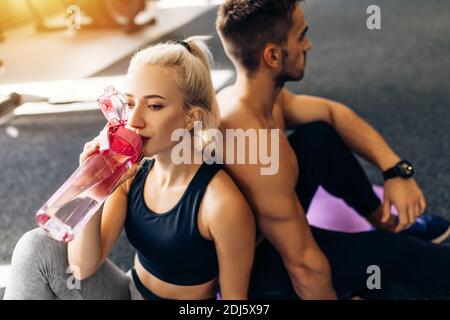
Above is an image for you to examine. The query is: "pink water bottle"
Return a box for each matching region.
[35,87,143,243]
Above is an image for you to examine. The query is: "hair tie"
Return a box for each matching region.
[174,40,193,54]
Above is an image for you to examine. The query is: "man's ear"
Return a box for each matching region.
[262,44,282,69]
[185,107,204,131]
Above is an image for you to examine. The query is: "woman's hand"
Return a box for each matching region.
[79,134,140,193]
[79,136,100,165]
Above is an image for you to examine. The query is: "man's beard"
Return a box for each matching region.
[275,51,306,87]
[275,65,305,87]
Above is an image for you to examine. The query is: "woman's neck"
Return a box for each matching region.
[151,143,202,188]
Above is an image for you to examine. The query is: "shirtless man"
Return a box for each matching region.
[215,0,450,299]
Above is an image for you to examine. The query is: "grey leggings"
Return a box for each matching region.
[4,228,144,300]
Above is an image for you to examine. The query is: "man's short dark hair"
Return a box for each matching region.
[216,0,302,74]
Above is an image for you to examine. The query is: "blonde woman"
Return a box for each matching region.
[4,37,255,300]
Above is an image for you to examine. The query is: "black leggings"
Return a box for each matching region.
[249,121,450,299]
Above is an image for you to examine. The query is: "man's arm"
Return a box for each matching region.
[257,185,337,299]
[221,147,337,299]
[280,89,400,171]
[280,89,426,230]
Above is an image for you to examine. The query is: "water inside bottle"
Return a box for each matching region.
[36,197,99,243]
[36,152,129,242]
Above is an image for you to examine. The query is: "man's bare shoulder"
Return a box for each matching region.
[276,88,295,108]
[218,102,263,133]
[220,110,264,134]
[216,85,233,103]
[217,85,260,128]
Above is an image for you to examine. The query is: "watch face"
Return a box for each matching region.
[400,161,414,177]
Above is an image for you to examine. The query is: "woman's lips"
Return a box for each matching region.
[141,137,150,144]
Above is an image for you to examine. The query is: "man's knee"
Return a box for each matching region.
[302,121,340,141]
[290,121,343,152]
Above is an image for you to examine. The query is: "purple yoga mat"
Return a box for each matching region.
[307,185,398,232]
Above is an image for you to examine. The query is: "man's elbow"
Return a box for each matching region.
[285,260,336,300]
[287,262,331,284]
[329,101,356,127]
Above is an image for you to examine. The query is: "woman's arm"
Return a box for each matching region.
[67,180,130,280]
[203,171,256,300]
[67,137,136,280]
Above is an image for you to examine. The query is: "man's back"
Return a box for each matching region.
[217,85,298,220]
[216,84,336,299]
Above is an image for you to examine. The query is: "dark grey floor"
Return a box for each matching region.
[1,0,449,299]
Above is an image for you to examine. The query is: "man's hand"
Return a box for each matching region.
[382,178,427,232]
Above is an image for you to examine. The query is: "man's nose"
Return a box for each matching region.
[305,37,313,51]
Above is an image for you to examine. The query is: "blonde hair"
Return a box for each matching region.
[128,36,220,153]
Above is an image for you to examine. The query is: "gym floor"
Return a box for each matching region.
[1,0,449,299]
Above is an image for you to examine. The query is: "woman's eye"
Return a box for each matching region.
[126,100,135,108]
[148,104,162,110]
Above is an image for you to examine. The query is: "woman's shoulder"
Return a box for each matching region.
[201,167,255,240]
[205,167,236,195]
[202,167,253,221]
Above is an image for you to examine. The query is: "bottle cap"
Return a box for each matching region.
[97,86,129,123]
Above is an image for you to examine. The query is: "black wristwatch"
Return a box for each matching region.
[382,160,415,180]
